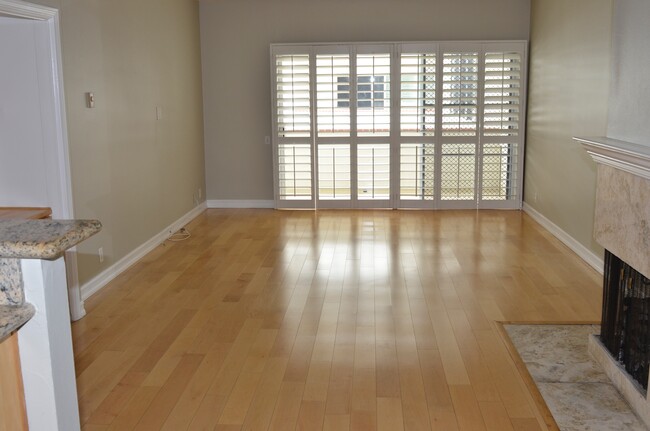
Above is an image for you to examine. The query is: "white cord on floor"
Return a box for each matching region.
[168,227,191,242]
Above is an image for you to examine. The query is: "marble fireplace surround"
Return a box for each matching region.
[575,136,650,428]
[576,136,650,279]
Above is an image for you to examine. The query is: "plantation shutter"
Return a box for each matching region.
[478,43,526,206]
[482,51,521,137]
[271,49,314,207]
[271,41,527,210]
[356,53,391,137]
[398,44,439,206]
[441,51,479,137]
[275,54,311,138]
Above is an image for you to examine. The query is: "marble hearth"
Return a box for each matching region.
[576,136,650,428]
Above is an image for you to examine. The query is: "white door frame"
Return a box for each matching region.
[0,0,85,320]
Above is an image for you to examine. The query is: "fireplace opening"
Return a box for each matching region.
[601,249,650,390]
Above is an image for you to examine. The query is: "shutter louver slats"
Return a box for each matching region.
[316,55,351,137]
[357,54,391,137]
[400,53,436,137]
[357,144,390,199]
[272,43,526,210]
[318,144,351,199]
[278,144,312,200]
[276,55,311,138]
[442,52,479,137]
[400,143,435,200]
[482,51,521,137]
[481,143,518,200]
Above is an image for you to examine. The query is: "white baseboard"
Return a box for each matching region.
[80,202,207,301]
[523,202,603,274]
[207,199,274,209]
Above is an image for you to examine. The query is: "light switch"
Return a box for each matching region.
[85,92,95,108]
[156,106,163,120]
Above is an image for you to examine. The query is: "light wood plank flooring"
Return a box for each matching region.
[72,209,602,430]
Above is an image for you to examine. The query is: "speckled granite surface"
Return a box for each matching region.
[0,258,23,305]
[0,219,101,260]
[0,303,35,341]
[506,324,648,431]
[0,218,101,340]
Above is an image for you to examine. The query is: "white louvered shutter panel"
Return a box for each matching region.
[318,144,351,199]
[316,54,351,137]
[357,54,391,137]
[480,143,518,201]
[277,144,313,200]
[275,54,311,138]
[400,53,436,136]
[274,52,313,204]
[483,52,521,137]
[357,144,390,200]
[479,48,524,205]
[442,52,479,137]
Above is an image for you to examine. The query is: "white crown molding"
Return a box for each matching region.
[574,136,650,181]
[0,0,56,20]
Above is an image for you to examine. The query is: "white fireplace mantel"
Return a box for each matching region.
[574,136,650,180]
[574,135,650,280]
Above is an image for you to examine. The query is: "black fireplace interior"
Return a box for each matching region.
[601,249,650,390]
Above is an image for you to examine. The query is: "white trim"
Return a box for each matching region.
[19,258,80,431]
[0,0,56,19]
[0,0,82,320]
[575,136,650,181]
[80,203,207,301]
[523,202,603,274]
[207,199,275,208]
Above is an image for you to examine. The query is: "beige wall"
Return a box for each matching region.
[30,0,206,285]
[607,0,650,145]
[199,0,531,201]
[524,0,612,256]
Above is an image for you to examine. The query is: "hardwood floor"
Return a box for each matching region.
[72,209,602,430]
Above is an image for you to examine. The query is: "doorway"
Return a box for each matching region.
[0,0,84,320]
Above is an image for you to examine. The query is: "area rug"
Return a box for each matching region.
[502,323,647,431]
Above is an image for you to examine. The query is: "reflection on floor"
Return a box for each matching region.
[505,324,648,431]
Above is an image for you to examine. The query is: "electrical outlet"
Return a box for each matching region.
[198,188,202,199]
[534,191,538,202]
[98,247,104,263]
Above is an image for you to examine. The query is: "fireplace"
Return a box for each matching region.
[576,135,650,426]
[601,250,650,390]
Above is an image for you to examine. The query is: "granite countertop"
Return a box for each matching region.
[0,303,35,342]
[0,219,102,260]
[0,217,101,340]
